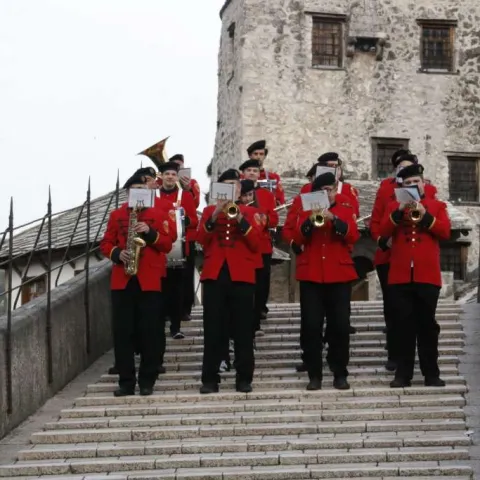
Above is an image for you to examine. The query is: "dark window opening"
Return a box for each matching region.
[448,157,479,203]
[418,20,456,72]
[312,18,343,67]
[440,243,467,281]
[371,138,410,179]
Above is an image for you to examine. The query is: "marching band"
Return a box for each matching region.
[100,139,451,396]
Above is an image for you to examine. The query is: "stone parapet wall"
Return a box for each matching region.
[0,260,112,440]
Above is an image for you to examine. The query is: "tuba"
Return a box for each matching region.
[138,137,169,175]
[310,209,326,228]
[124,204,146,276]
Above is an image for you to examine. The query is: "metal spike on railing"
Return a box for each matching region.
[6,197,13,414]
[85,178,91,355]
[115,169,120,208]
[46,187,53,383]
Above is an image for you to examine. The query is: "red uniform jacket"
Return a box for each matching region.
[282,194,303,245]
[290,196,360,284]
[156,177,201,208]
[300,181,360,218]
[254,187,279,255]
[100,203,173,291]
[158,187,198,250]
[197,204,261,284]
[153,197,179,278]
[379,197,450,287]
[259,169,285,205]
[370,178,438,266]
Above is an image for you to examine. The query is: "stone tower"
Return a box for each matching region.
[214,0,480,203]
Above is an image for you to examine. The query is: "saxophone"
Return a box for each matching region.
[124,204,147,276]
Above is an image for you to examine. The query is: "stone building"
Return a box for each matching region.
[214,0,480,295]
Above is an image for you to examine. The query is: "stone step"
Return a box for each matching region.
[164,329,465,345]
[0,458,472,478]
[0,447,471,477]
[158,347,464,363]
[97,365,461,383]
[18,432,472,460]
[61,394,466,418]
[44,407,465,432]
[75,385,469,407]
[171,321,463,336]
[85,375,466,394]
[162,338,465,352]
[30,417,467,444]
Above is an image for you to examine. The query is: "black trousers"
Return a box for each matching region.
[376,263,397,361]
[163,267,185,334]
[202,264,255,385]
[390,282,441,381]
[254,253,272,330]
[300,281,351,380]
[183,242,196,316]
[111,277,162,390]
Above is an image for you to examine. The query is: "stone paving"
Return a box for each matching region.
[0,300,475,479]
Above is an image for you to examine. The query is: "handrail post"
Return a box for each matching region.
[6,198,14,414]
[46,188,53,383]
[85,178,91,355]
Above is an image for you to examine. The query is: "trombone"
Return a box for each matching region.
[274,200,293,212]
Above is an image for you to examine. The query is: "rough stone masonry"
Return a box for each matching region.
[214,0,480,273]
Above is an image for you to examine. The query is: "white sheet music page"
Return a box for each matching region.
[315,166,336,178]
[128,188,155,208]
[178,168,191,180]
[301,190,330,211]
[394,186,421,203]
[210,182,235,203]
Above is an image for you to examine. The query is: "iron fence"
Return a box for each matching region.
[0,176,120,414]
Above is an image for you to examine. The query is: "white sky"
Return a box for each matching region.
[0,0,225,229]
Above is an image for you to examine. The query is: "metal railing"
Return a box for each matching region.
[0,176,120,414]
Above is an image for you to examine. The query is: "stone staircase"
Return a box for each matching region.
[0,301,473,479]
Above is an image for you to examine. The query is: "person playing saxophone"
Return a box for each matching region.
[100,172,173,397]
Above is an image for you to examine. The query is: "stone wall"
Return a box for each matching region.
[0,260,112,440]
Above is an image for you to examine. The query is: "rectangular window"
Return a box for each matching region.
[418,20,456,72]
[440,243,467,281]
[312,18,343,68]
[21,275,46,305]
[448,156,479,203]
[371,138,409,179]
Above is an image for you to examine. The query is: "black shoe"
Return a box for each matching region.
[390,377,411,388]
[183,313,192,322]
[385,360,397,372]
[424,377,446,387]
[349,325,357,334]
[295,363,307,373]
[306,378,322,391]
[236,381,253,393]
[172,331,185,340]
[108,366,119,375]
[113,387,134,397]
[260,311,267,320]
[157,365,166,375]
[382,327,388,334]
[333,377,350,390]
[200,383,219,394]
[139,387,154,396]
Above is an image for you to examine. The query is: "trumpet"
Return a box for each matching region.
[224,201,240,219]
[408,202,423,223]
[310,209,326,228]
[274,200,293,212]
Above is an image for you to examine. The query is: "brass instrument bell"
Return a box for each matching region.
[224,201,240,219]
[408,202,423,223]
[310,209,326,228]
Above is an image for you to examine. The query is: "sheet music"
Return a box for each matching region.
[210,182,235,202]
[300,190,330,211]
[337,181,343,194]
[178,168,191,180]
[394,186,421,203]
[315,166,336,178]
[128,188,155,208]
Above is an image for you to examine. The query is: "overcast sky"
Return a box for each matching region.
[0,0,225,229]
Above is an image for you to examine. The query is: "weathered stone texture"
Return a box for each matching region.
[214,0,480,190]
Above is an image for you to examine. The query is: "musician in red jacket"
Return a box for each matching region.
[239,158,279,332]
[100,173,173,397]
[197,169,262,394]
[291,172,359,391]
[168,154,201,320]
[157,161,198,339]
[370,151,438,372]
[107,166,178,377]
[379,163,450,388]
[246,140,286,205]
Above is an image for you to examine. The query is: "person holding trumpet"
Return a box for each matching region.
[196,169,262,394]
[290,172,359,390]
[379,163,450,388]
